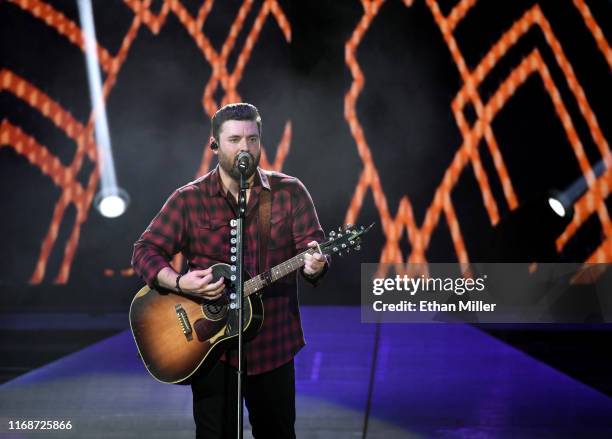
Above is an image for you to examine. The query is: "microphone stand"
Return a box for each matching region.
[232,170,249,439]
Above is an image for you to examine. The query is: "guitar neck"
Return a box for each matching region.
[244,248,318,297]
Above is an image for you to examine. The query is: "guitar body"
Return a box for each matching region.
[129,263,263,384]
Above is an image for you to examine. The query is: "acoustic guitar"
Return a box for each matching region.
[129,223,373,384]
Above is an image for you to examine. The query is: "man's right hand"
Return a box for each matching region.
[156,266,225,300]
[179,268,225,300]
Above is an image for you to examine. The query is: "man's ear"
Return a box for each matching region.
[210,136,219,152]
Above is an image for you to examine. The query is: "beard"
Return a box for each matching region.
[218,148,261,180]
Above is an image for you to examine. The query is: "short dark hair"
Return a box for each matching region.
[211,103,262,141]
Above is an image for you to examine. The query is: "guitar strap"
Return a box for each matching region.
[258,181,271,275]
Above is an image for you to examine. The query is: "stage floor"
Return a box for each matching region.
[1,307,611,438]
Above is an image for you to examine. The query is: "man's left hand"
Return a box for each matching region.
[303,241,327,277]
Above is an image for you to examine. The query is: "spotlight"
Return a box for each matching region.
[547,156,609,218]
[78,0,129,219]
[547,197,566,217]
[95,187,130,218]
[487,193,574,262]
[547,191,572,218]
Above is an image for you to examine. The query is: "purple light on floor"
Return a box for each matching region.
[1,307,611,438]
[297,307,612,437]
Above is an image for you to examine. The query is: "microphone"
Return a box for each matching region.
[236,151,255,175]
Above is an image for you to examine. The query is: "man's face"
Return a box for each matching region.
[213,119,261,180]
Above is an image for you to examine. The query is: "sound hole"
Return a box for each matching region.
[208,303,223,314]
[202,301,228,321]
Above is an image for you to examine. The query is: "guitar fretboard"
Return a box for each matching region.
[244,248,318,296]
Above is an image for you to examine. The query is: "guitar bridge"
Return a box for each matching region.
[175,304,193,341]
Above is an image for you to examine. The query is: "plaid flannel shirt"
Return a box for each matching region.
[132,165,326,375]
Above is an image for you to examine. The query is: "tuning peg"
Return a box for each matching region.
[330,231,336,238]
[355,245,361,251]
[338,252,343,256]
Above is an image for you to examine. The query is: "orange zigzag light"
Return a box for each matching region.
[2,0,293,282]
[344,0,612,273]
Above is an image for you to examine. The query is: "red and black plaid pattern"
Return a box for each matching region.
[132,165,325,375]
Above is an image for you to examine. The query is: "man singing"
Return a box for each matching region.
[132,103,328,438]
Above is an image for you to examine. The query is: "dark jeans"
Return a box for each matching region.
[191,359,296,439]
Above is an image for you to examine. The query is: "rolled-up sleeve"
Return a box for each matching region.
[131,189,186,288]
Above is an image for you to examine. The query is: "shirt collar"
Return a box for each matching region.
[208,165,270,197]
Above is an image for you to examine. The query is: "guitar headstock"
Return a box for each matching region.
[320,223,374,257]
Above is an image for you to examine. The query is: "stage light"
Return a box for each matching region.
[95,188,130,218]
[77,0,129,218]
[548,197,566,217]
[490,155,610,261]
[547,156,609,219]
